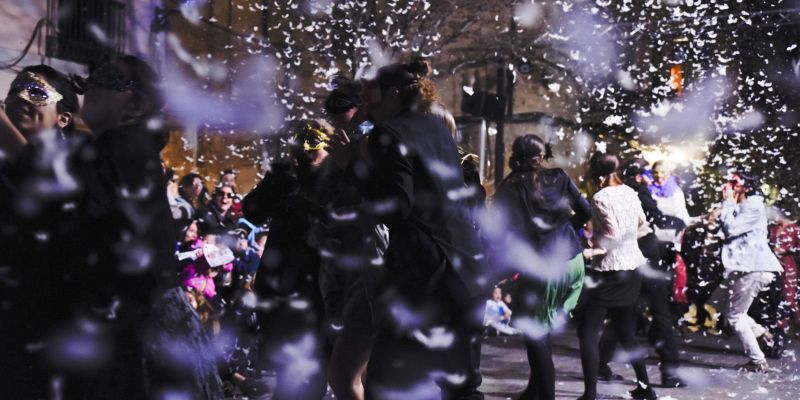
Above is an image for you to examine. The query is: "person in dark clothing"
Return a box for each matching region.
[199,184,240,232]
[597,158,688,388]
[179,172,210,214]
[329,58,490,400]
[681,209,725,331]
[242,119,335,400]
[491,134,591,400]
[66,55,188,399]
[319,75,389,400]
[0,64,85,399]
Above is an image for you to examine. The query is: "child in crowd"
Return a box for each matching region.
[484,286,520,335]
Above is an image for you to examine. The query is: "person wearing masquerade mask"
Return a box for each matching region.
[0,64,84,399]
[319,75,391,400]
[719,171,783,372]
[0,65,82,205]
[36,56,186,399]
[325,75,364,132]
[242,119,336,400]
[328,58,489,400]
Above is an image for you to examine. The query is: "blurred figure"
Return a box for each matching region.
[166,168,194,223]
[71,55,188,399]
[769,211,800,343]
[0,64,83,399]
[648,161,691,243]
[199,185,240,232]
[180,172,210,214]
[320,74,386,400]
[719,171,783,372]
[328,58,489,400]
[483,287,519,336]
[681,207,725,332]
[491,134,590,400]
[243,119,334,400]
[577,152,656,400]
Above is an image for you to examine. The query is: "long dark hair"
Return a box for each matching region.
[509,135,551,172]
[178,172,208,210]
[589,151,620,187]
[503,134,552,186]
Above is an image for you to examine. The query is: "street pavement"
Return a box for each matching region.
[248,326,800,399]
[479,327,800,400]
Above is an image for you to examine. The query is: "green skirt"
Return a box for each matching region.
[513,253,585,329]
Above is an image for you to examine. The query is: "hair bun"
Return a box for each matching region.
[407,57,432,79]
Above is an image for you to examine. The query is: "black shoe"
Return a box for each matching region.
[661,375,687,388]
[598,365,624,381]
[630,386,658,400]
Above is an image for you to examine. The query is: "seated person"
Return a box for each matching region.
[484,286,520,335]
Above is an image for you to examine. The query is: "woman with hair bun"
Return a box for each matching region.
[328,57,489,399]
[576,152,657,400]
[491,134,591,400]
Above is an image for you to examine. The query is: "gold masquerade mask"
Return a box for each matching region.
[300,124,330,151]
[11,72,63,107]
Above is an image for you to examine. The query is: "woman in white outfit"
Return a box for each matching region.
[576,152,657,400]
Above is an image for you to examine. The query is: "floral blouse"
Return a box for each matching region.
[590,185,650,271]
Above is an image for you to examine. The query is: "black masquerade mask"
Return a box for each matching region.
[87,64,138,92]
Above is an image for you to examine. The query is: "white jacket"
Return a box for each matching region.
[720,196,782,274]
[653,189,691,243]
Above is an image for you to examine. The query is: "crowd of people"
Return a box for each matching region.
[0,54,797,400]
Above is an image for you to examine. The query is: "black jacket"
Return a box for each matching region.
[242,160,329,301]
[198,202,238,234]
[72,121,178,310]
[494,168,592,263]
[366,111,489,299]
[627,182,686,266]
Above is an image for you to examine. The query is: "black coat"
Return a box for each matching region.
[628,182,685,266]
[242,160,330,300]
[71,121,178,309]
[494,168,592,262]
[0,121,177,397]
[366,111,489,299]
[198,202,238,234]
